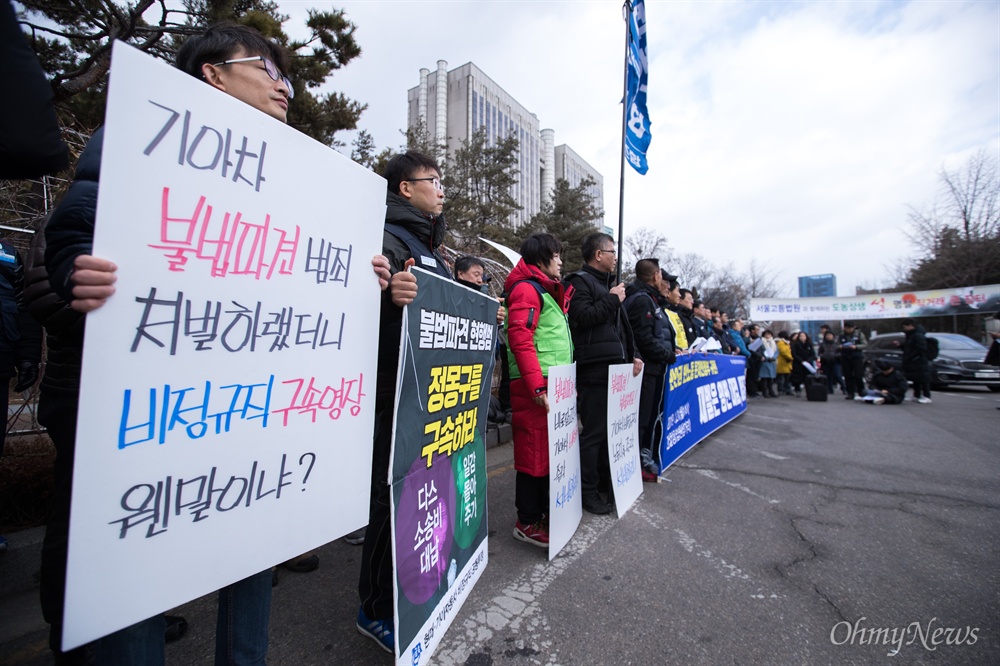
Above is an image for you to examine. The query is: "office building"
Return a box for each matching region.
[408,60,604,228]
[798,274,837,340]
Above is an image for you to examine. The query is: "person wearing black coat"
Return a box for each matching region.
[867,360,909,404]
[0,0,69,178]
[901,319,932,403]
[624,259,674,480]
[566,233,641,514]
[790,331,817,396]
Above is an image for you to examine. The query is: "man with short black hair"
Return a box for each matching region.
[566,233,641,514]
[454,255,488,291]
[838,321,867,400]
[658,271,688,351]
[356,150,446,652]
[37,22,400,663]
[624,259,674,481]
[901,318,932,403]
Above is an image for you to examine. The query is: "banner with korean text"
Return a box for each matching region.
[547,363,582,560]
[390,268,498,666]
[750,284,1000,321]
[607,364,643,517]
[65,42,385,648]
[659,353,747,472]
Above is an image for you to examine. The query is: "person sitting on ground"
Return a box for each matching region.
[865,359,909,405]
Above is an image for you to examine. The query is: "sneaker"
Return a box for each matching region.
[853,396,864,402]
[512,520,549,547]
[845,394,854,400]
[343,527,366,546]
[357,607,394,653]
[872,397,885,405]
[582,494,612,515]
[917,397,932,404]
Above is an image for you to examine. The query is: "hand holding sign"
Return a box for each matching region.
[70,254,118,312]
[390,258,418,306]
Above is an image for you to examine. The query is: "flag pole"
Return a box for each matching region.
[616,0,632,284]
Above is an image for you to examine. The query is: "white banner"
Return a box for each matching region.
[64,42,384,648]
[607,364,643,517]
[750,284,1000,321]
[547,363,581,560]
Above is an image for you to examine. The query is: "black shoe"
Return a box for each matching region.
[164,615,188,643]
[845,394,854,400]
[582,494,611,515]
[281,553,319,573]
[343,527,366,546]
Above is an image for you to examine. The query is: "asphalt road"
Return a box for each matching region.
[3,386,998,665]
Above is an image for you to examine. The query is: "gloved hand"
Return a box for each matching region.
[13,360,38,392]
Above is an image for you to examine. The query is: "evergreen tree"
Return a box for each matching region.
[525,178,604,271]
[443,127,522,255]
[16,0,366,145]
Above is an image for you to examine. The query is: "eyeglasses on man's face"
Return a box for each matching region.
[212,55,294,98]
[405,177,444,191]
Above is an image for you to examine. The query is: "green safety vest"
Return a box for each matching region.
[506,287,574,380]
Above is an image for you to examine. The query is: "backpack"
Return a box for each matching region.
[925,336,939,361]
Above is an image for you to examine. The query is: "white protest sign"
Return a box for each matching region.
[607,364,643,517]
[547,363,581,560]
[63,42,384,648]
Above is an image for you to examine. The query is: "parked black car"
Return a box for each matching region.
[863,332,1000,391]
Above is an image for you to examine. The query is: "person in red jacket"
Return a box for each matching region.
[504,234,574,548]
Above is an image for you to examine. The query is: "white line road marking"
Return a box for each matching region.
[756,450,790,460]
[632,506,783,601]
[743,412,793,422]
[694,468,781,504]
[434,512,618,666]
[733,423,776,434]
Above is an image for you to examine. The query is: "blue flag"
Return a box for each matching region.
[624,0,651,174]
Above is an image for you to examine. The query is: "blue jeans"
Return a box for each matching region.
[49,573,270,665]
[216,570,273,666]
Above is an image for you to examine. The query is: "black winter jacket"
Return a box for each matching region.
[565,265,636,368]
[902,324,931,382]
[0,238,42,376]
[870,367,909,402]
[624,281,674,369]
[32,128,105,396]
[376,191,449,400]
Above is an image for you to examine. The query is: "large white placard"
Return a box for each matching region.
[547,363,581,560]
[63,42,384,648]
[607,364,643,517]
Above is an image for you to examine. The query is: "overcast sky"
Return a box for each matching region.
[280,0,999,296]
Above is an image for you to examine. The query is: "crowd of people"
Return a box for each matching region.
[4,11,973,665]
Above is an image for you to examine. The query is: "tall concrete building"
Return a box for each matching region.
[407,61,604,229]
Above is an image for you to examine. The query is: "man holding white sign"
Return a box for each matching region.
[38,22,402,664]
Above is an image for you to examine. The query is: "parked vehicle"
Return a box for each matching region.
[863,332,1000,391]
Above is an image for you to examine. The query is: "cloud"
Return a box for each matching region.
[289,0,998,294]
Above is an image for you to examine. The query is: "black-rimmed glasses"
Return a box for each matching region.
[211,56,294,98]
[405,177,444,191]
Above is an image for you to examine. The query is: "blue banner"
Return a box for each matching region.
[659,353,747,471]
[624,0,651,174]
